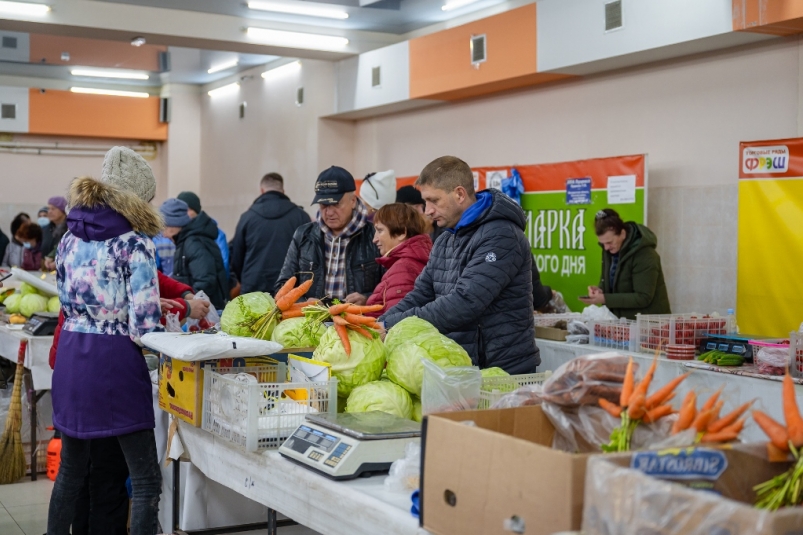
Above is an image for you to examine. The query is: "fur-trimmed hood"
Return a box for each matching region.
[67,176,163,237]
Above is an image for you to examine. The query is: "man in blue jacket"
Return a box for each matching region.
[382,156,539,373]
[178,191,230,277]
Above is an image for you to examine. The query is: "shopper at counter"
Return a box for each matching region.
[579,208,671,319]
[382,156,539,373]
[1,212,29,267]
[276,166,382,304]
[396,184,446,242]
[365,203,433,316]
[42,196,68,270]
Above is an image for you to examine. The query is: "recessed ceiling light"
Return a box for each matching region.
[247,1,348,20]
[261,60,301,80]
[246,27,348,50]
[442,0,480,11]
[71,68,150,80]
[0,1,50,16]
[208,82,240,97]
[208,59,239,74]
[70,87,150,98]
[131,36,146,47]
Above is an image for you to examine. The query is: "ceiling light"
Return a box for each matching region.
[0,1,49,16]
[442,0,480,11]
[131,36,146,47]
[70,87,150,98]
[207,59,239,74]
[247,1,348,20]
[71,68,150,80]
[246,27,348,50]
[207,82,240,97]
[261,60,300,79]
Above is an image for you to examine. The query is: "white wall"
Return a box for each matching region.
[163,84,202,198]
[0,86,29,133]
[336,42,410,114]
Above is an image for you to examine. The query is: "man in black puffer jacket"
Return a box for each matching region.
[276,166,382,303]
[382,156,539,373]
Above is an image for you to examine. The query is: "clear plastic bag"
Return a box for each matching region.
[540,352,634,408]
[384,442,421,493]
[185,290,220,331]
[567,320,589,335]
[548,291,569,314]
[581,305,618,322]
[420,359,482,415]
[565,334,589,345]
[165,312,182,333]
[755,345,788,376]
[490,383,544,409]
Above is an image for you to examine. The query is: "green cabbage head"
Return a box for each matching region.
[48,296,60,314]
[20,294,48,317]
[19,283,40,296]
[481,367,509,378]
[411,396,422,423]
[220,292,276,339]
[385,317,472,396]
[313,326,386,397]
[4,293,22,314]
[271,317,326,348]
[345,380,413,420]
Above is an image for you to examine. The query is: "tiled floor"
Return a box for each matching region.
[0,476,320,535]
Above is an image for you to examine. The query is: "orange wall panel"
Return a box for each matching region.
[734,0,803,35]
[410,4,565,100]
[29,34,166,70]
[28,89,167,141]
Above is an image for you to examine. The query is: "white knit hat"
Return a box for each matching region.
[360,170,397,210]
[100,146,156,203]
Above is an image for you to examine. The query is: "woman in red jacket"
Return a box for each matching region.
[366,203,433,317]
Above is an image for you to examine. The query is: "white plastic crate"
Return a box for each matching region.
[202,365,337,452]
[533,313,582,327]
[635,313,735,355]
[791,332,803,379]
[590,319,638,351]
[478,371,552,409]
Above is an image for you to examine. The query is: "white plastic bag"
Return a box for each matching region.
[185,290,221,331]
[581,305,618,322]
[141,331,282,361]
[420,359,482,415]
[164,312,182,333]
[384,442,421,493]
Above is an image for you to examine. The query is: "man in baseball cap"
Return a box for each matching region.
[276,166,381,304]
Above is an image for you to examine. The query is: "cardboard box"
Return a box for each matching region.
[535,326,569,341]
[421,406,589,535]
[582,446,802,535]
[157,354,278,426]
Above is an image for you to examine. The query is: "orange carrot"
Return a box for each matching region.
[364,321,384,331]
[708,401,753,433]
[281,309,304,320]
[643,404,674,424]
[275,276,296,301]
[753,410,790,452]
[346,324,373,339]
[628,392,647,420]
[343,313,378,325]
[335,323,351,356]
[691,408,716,434]
[630,357,658,405]
[332,315,349,326]
[645,373,689,409]
[671,392,697,434]
[345,304,384,314]
[276,278,314,311]
[328,304,350,316]
[702,386,725,412]
[782,372,803,447]
[598,398,622,418]
[718,417,746,436]
[710,400,725,423]
[620,357,635,407]
[699,430,739,444]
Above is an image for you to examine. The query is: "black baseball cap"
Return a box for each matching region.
[395,185,424,206]
[312,166,356,205]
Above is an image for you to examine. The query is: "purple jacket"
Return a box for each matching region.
[52,177,163,439]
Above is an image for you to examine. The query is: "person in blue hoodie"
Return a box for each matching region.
[382,156,539,374]
[47,147,163,535]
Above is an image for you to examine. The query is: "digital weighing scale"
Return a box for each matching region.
[279,411,421,481]
[23,312,59,336]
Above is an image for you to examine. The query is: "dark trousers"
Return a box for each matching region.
[71,437,130,535]
[47,429,161,535]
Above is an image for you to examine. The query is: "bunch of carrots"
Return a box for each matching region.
[752,372,803,510]
[303,301,384,356]
[251,276,315,339]
[599,357,686,452]
[669,386,753,444]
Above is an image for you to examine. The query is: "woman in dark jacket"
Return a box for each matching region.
[365,204,433,317]
[579,209,671,319]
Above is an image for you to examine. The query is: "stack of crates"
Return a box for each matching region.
[636,313,735,355]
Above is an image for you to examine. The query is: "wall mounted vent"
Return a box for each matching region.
[296,87,304,106]
[1,104,16,119]
[605,0,623,32]
[159,97,170,123]
[470,34,486,65]
[2,36,17,49]
[158,51,171,72]
[371,66,381,88]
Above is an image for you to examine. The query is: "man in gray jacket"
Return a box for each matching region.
[382,156,539,373]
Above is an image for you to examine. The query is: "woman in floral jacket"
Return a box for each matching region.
[48,147,164,535]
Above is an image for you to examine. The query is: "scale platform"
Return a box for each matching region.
[278,411,420,481]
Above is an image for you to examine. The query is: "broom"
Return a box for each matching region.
[0,340,28,484]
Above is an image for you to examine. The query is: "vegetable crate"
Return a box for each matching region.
[790,332,803,379]
[533,313,582,327]
[635,313,735,355]
[590,319,638,351]
[478,371,552,409]
[202,365,337,452]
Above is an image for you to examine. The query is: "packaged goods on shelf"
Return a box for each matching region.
[751,339,790,377]
[590,319,637,351]
[636,313,735,355]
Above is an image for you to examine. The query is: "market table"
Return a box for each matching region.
[536,338,803,443]
[175,420,428,535]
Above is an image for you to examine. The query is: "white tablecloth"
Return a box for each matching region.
[0,324,53,390]
[536,338,803,442]
[176,421,428,535]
